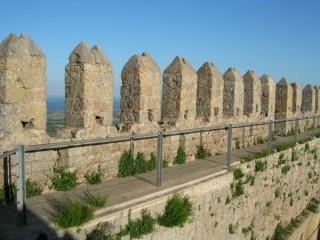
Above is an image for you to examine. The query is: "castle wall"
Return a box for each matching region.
[65,42,114,129]
[260,74,276,119]
[0,34,47,135]
[196,62,223,122]
[162,57,197,124]
[243,70,262,118]
[275,78,294,135]
[120,52,161,124]
[301,84,315,113]
[0,33,319,195]
[223,68,244,118]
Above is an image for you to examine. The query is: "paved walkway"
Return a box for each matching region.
[0,131,316,239]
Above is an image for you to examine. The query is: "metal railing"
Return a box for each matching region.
[0,114,319,226]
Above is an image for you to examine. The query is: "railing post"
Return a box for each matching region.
[312,115,316,136]
[226,124,232,171]
[16,145,26,226]
[294,118,299,143]
[156,132,163,187]
[130,137,134,157]
[268,120,273,152]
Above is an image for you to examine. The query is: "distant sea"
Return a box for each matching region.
[47,96,121,111]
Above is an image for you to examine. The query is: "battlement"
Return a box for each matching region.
[0,33,319,144]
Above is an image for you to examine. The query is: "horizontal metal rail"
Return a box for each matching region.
[0,115,319,156]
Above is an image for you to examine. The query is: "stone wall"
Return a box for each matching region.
[223,68,244,118]
[196,62,223,122]
[0,34,47,136]
[291,83,302,115]
[302,84,315,113]
[65,42,114,129]
[78,138,320,240]
[275,78,293,135]
[260,74,275,118]
[0,33,320,192]
[120,52,161,124]
[243,70,261,117]
[162,57,197,124]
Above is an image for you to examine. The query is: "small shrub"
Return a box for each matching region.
[162,159,169,168]
[52,198,94,228]
[306,203,319,213]
[272,222,290,239]
[281,165,290,175]
[286,129,295,136]
[225,195,231,205]
[275,188,281,198]
[26,179,43,198]
[233,168,244,180]
[278,153,287,165]
[243,149,272,162]
[277,141,295,152]
[0,186,4,202]
[229,223,239,234]
[50,168,78,191]
[244,174,254,185]
[315,132,320,138]
[85,166,103,185]
[86,222,115,240]
[305,143,310,152]
[272,132,277,141]
[195,145,212,159]
[235,138,241,149]
[158,193,193,227]
[83,192,109,209]
[118,150,134,177]
[291,151,299,162]
[255,160,267,172]
[120,209,155,239]
[173,147,186,165]
[146,152,156,171]
[135,152,147,174]
[257,136,266,144]
[298,137,312,144]
[234,180,244,197]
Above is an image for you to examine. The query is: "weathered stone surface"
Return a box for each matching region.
[290,83,302,114]
[260,74,275,118]
[242,70,261,117]
[120,52,161,124]
[65,42,114,129]
[313,86,319,113]
[275,78,293,135]
[222,67,244,117]
[0,33,47,136]
[162,56,197,123]
[0,33,44,57]
[196,62,223,122]
[301,84,315,113]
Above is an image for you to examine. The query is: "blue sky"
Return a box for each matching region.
[1,0,319,97]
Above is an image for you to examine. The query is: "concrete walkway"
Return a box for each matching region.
[0,131,316,239]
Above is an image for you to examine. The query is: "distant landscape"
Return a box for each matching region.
[46,97,120,137]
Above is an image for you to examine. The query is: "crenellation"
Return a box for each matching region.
[275,78,293,135]
[120,52,161,124]
[290,82,302,114]
[301,84,315,113]
[242,70,261,117]
[0,34,319,203]
[0,33,47,135]
[196,62,223,122]
[65,42,114,129]
[260,74,275,118]
[313,85,319,113]
[222,67,244,118]
[162,56,197,124]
